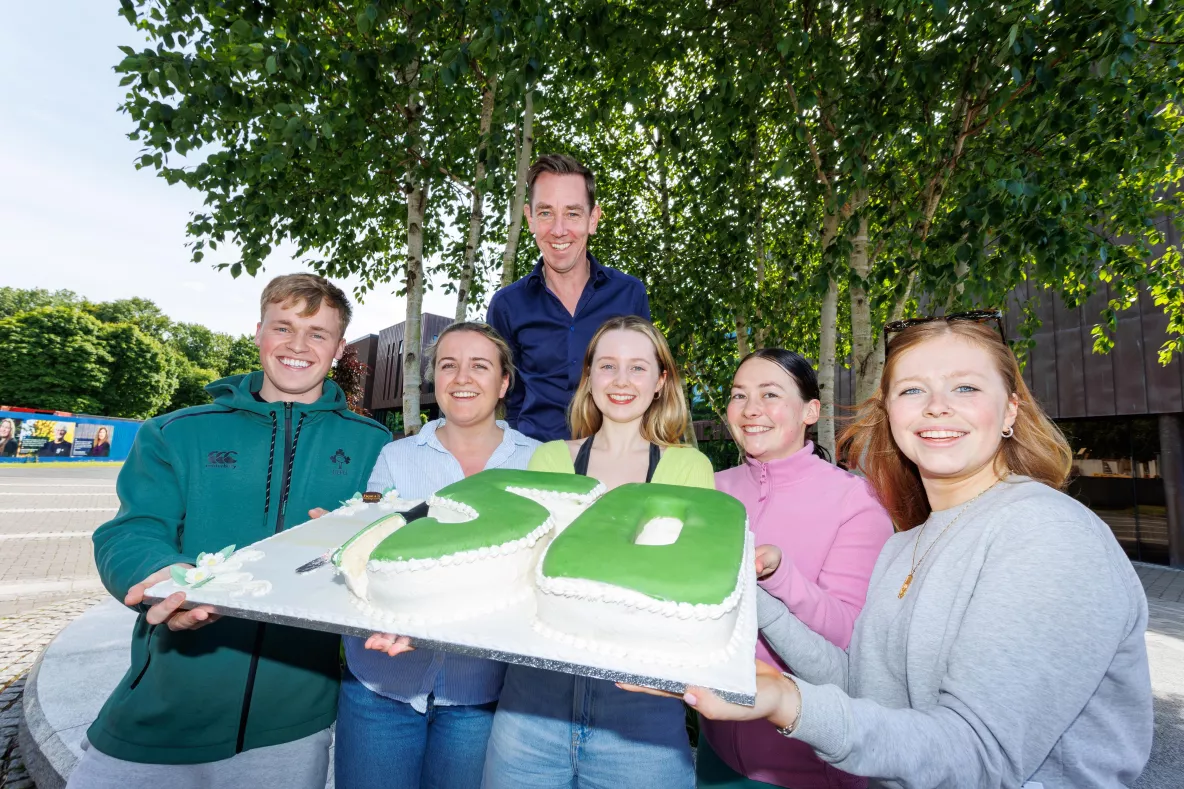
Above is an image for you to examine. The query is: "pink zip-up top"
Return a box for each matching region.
[702,442,892,789]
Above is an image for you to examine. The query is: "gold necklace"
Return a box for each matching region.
[898,481,998,599]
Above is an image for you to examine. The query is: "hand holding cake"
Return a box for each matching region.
[754,544,782,580]
[125,565,221,632]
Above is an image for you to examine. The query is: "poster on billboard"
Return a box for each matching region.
[21,420,76,457]
[72,423,115,457]
[0,417,18,457]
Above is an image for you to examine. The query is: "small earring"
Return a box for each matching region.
[654,391,660,400]
[1002,426,1014,439]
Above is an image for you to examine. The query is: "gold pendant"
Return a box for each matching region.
[898,573,913,599]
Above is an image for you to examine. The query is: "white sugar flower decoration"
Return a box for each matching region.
[184,567,212,585]
[196,552,226,569]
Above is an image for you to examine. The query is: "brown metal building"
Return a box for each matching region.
[349,313,455,420]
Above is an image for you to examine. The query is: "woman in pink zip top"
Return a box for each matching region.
[700,348,893,789]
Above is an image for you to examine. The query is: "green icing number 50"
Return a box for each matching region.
[371,469,602,562]
[542,483,747,605]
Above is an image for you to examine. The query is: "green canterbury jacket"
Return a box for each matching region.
[88,372,390,764]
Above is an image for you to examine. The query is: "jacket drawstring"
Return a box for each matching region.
[262,411,277,522]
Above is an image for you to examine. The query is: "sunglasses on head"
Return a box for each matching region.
[883,309,1006,345]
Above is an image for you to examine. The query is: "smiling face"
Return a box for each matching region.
[55,426,68,441]
[589,329,666,425]
[433,330,509,429]
[254,298,345,404]
[525,172,601,277]
[96,427,108,443]
[886,334,1018,492]
[727,357,820,463]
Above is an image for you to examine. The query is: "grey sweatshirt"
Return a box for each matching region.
[757,476,1152,788]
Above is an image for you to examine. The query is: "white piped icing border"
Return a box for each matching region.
[365,482,606,572]
[533,524,749,622]
[504,483,606,505]
[348,583,533,628]
[531,531,755,668]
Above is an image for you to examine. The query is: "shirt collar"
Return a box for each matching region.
[414,418,529,465]
[526,253,609,289]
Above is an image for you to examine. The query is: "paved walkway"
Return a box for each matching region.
[1,466,116,788]
[0,469,116,618]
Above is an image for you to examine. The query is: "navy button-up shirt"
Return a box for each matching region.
[487,254,650,441]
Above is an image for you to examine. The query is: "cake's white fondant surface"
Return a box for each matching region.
[366,539,548,620]
[634,516,685,546]
[533,532,750,667]
[145,498,758,702]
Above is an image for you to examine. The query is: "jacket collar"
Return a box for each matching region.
[204,371,348,416]
[743,441,820,487]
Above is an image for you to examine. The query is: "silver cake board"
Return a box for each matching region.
[146,508,758,705]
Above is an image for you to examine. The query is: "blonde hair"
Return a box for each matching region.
[568,316,691,447]
[0,418,14,440]
[259,274,352,338]
[838,320,1072,530]
[424,322,517,414]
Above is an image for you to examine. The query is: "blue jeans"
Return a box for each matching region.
[335,666,496,789]
[482,665,694,789]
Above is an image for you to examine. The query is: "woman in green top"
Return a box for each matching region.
[482,315,711,789]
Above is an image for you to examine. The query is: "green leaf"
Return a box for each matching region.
[266,55,277,75]
[356,13,371,34]
[218,544,236,559]
[230,19,251,39]
[170,565,189,585]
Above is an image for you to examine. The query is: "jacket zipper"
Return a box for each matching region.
[236,402,294,754]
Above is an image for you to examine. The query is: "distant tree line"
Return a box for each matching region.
[0,287,259,419]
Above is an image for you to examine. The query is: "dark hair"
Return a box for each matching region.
[736,348,830,462]
[527,154,596,210]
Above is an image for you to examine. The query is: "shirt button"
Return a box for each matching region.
[569,326,575,332]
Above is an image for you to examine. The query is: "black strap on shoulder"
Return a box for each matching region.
[574,434,661,482]
[573,434,594,476]
[645,443,661,483]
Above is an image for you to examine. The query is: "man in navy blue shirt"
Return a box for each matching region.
[487,154,650,441]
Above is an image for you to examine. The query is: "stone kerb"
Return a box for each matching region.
[18,599,135,789]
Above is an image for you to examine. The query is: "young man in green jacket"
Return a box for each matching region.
[71,275,391,789]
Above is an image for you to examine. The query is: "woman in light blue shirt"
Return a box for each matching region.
[334,322,539,789]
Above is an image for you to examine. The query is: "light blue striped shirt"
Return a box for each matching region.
[345,418,540,711]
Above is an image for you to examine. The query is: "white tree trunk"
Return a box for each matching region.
[815,211,844,457]
[456,78,497,321]
[736,313,749,359]
[501,89,533,288]
[401,45,427,436]
[402,180,428,435]
[849,214,880,402]
[817,274,839,458]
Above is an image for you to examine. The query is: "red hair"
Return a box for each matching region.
[838,321,1072,530]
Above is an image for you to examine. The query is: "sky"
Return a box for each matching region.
[0,3,478,343]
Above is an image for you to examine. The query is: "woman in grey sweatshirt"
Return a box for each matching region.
[666,318,1153,788]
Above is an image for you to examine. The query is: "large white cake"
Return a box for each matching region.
[330,470,750,665]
